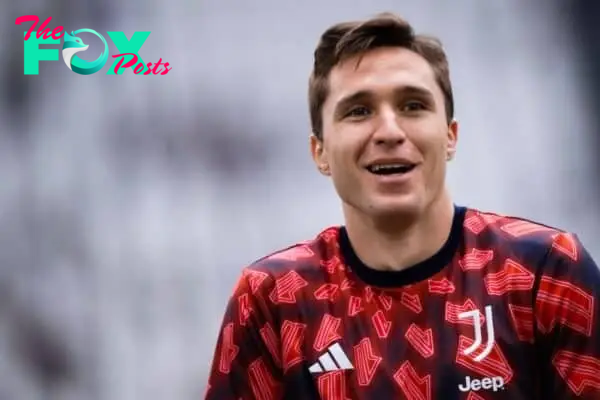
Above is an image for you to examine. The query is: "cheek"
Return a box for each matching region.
[327,146,364,190]
[416,138,448,175]
[326,136,359,169]
[328,148,354,178]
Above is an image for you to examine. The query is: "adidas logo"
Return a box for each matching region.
[308,343,353,373]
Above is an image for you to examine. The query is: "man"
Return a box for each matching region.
[204,12,600,399]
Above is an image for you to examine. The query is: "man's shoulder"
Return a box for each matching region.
[241,226,341,281]
[465,206,577,257]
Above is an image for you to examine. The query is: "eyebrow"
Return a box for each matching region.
[333,85,435,116]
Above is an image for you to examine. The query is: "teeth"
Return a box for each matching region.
[370,163,409,171]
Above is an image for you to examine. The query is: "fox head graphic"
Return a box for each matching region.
[62,31,89,70]
[60,29,109,75]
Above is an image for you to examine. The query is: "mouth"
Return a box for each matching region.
[366,162,417,176]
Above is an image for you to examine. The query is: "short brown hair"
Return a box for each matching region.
[308,12,454,139]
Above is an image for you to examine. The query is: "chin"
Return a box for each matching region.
[366,193,425,219]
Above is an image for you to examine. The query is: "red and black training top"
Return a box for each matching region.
[205,205,600,399]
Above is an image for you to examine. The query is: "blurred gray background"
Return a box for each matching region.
[1,1,599,399]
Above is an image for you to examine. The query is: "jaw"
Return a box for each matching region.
[341,184,452,238]
[338,173,421,220]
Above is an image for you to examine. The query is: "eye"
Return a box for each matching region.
[401,100,426,112]
[345,106,371,119]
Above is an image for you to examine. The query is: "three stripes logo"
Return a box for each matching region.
[458,305,495,362]
[308,343,353,373]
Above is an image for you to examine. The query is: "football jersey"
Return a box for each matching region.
[205,205,600,399]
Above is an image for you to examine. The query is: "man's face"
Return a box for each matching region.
[311,46,458,219]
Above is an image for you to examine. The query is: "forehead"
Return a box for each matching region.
[326,47,440,105]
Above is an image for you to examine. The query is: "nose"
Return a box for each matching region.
[372,108,407,146]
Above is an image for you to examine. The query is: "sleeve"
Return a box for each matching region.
[534,232,600,399]
[204,269,284,400]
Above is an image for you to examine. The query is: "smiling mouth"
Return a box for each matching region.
[366,163,417,175]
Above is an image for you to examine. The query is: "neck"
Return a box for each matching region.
[342,190,455,272]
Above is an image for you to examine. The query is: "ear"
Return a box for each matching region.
[310,134,331,176]
[446,119,459,161]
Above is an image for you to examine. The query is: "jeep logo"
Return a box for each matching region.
[458,375,505,392]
